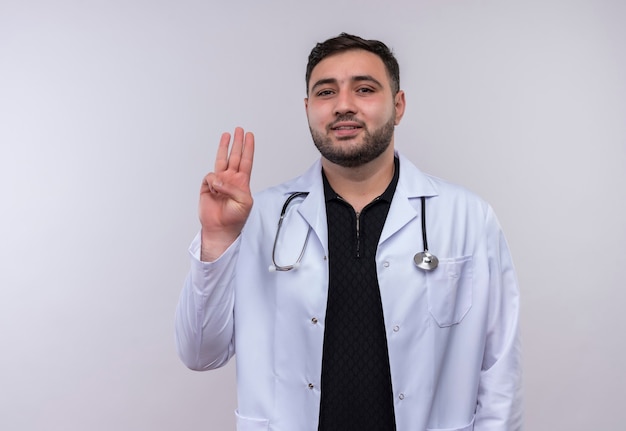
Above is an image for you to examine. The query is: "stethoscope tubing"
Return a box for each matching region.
[270,192,311,271]
[270,192,438,272]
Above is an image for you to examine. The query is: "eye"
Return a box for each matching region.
[356,87,375,94]
[316,89,335,97]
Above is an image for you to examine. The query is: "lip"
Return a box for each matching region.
[330,121,363,138]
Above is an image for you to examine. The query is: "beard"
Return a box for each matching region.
[309,113,396,168]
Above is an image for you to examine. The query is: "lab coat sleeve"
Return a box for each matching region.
[474,206,523,430]
[174,231,238,371]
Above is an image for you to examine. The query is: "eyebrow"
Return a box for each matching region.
[310,75,384,93]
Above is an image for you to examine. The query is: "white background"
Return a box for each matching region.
[1,0,625,430]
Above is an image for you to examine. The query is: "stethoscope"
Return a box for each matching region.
[269,192,439,272]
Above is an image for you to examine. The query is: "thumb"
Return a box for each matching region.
[211,180,252,205]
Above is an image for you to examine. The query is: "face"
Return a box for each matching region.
[305,49,405,168]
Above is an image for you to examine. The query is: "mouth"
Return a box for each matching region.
[330,121,363,138]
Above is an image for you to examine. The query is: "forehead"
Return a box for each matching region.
[308,49,389,88]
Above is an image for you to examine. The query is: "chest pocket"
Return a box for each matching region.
[426,255,473,327]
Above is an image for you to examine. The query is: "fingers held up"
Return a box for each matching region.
[215,127,255,176]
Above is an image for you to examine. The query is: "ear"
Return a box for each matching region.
[304,97,310,118]
[393,90,406,125]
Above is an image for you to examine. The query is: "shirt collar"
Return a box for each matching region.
[322,156,400,203]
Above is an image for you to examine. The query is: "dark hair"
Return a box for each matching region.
[305,33,400,95]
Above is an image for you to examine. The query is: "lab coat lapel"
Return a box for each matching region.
[379,153,439,245]
[286,160,328,254]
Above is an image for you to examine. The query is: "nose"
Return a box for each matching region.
[333,90,357,116]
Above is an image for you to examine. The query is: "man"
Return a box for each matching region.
[175,33,522,431]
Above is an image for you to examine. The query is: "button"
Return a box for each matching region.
[323,256,328,261]
[311,317,318,324]
[393,325,400,332]
[308,383,315,389]
[383,261,390,268]
[398,393,405,400]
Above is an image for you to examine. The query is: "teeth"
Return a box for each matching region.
[335,126,357,130]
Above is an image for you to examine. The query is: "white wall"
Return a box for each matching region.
[1,0,625,430]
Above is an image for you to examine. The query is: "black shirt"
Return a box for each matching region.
[318,157,400,431]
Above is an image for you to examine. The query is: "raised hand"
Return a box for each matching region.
[199,127,255,261]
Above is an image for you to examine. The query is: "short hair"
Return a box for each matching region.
[305,33,400,95]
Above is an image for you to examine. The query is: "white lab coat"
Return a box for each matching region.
[175,152,522,431]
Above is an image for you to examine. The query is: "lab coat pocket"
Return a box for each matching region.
[426,255,473,327]
[426,414,475,431]
[235,409,270,431]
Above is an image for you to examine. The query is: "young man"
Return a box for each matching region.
[175,33,522,431]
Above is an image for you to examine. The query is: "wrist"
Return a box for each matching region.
[200,230,240,262]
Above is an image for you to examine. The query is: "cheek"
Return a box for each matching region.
[306,106,327,128]
[363,104,394,126]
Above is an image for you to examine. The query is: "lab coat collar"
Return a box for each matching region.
[284,151,438,197]
[380,152,438,244]
[394,151,439,199]
[281,151,439,250]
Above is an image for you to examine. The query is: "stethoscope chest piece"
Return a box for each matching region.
[414,251,439,271]
[414,196,439,271]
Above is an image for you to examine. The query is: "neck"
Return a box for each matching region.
[321,145,396,212]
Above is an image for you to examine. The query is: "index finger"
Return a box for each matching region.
[214,131,232,173]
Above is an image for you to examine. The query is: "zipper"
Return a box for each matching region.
[355,211,361,258]
[337,196,381,259]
